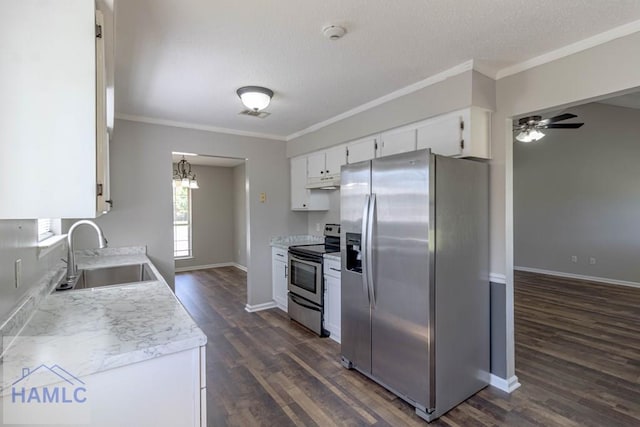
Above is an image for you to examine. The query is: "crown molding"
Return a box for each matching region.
[495,19,640,80]
[285,60,475,141]
[115,114,287,141]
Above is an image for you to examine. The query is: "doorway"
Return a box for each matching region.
[171,152,248,275]
[510,91,640,424]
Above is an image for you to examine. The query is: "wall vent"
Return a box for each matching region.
[238,110,270,119]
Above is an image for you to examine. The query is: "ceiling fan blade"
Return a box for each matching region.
[539,113,578,125]
[542,123,584,129]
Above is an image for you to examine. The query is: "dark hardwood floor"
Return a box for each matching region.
[175,267,640,426]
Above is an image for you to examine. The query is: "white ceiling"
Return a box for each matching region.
[115,1,640,139]
[172,153,245,168]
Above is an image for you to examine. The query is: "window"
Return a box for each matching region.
[173,184,192,258]
[37,219,54,242]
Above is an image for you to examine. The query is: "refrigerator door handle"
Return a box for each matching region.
[367,193,376,307]
[361,194,371,302]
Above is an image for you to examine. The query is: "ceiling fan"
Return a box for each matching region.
[514,113,584,143]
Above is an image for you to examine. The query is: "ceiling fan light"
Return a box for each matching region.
[237,86,273,111]
[515,130,532,143]
[530,129,545,141]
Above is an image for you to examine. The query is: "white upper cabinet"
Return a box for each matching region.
[324,145,347,178]
[307,145,346,188]
[378,127,417,158]
[417,107,491,159]
[346,137,377,164]
[0,0,113,219]
[290,156,329,211]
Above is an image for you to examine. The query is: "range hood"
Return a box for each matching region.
[306,175,340,190]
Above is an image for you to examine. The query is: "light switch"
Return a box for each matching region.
[259,192,266,203]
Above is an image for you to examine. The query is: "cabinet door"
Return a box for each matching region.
[379,128,416,158]
[347,138,377,164]
[290,156,309,210]
[325,145,346,177]
[307,152,326,180]
[271,248,288,311]
[416,112,464,157]
[325,275,341,343]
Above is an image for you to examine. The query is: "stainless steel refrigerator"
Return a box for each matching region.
[340,149,489,422]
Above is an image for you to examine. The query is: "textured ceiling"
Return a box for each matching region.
[115,1,640,138]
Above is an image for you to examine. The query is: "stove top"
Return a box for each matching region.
[289,244,339,257]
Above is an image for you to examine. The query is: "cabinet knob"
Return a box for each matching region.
[326,170,330,173]
[320,171,324,174]
[303,204,307,207]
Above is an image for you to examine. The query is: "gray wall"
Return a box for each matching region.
[85,119,306,304]
[174,164,235,269]
[306,190,340,235]
[233,163,247,267]
[514,102,640,283]
[0,221,66,321]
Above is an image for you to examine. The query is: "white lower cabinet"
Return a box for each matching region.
[272,247,288,311]
[45,347,205,427]
[323,257,341,343]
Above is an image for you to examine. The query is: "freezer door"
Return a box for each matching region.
[340,160,372,374]
[370,149,434,409]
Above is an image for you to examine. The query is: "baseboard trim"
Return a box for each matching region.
[489,273,507,284]
[244,301,278,313]
[175,262,246,273]
[489,374,521,393]
[233,263,248,272]
[514,266,640,289]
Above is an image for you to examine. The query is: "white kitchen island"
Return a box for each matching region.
[0,247,206,427]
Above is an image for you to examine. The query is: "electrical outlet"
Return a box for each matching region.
[589,257,596,265]
[259,192,266,203]
[15,259,22,288]
[315,223,321,232]
[571,255,578,263]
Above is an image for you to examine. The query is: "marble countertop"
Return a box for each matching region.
[270,235,324,249]
[323,253,341,262]
[0,247,206,393]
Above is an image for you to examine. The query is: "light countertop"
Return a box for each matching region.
[270,235,324,249]
[0,247,206,393]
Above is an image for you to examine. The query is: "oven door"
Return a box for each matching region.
[288,252,322,306]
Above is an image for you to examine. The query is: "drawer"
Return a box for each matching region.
[272,247,287,261]
[324,258,341,278]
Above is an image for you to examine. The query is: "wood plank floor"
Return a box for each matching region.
[175,267,640,426]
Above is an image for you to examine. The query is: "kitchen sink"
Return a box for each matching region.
[56,263,157,291]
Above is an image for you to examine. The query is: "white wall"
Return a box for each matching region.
[174,164,235,269]
[88,119,306,305]
[514,102,640,283]
[233,163,247,268]
[0,220,66,321]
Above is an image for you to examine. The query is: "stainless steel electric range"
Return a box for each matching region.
[287,224,340,337]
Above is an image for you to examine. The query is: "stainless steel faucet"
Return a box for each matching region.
[66,220,108,280]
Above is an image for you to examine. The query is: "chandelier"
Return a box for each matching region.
[173,156,199,189]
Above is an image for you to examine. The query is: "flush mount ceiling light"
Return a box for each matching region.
[173,156,199,189]
[236,86,273,112]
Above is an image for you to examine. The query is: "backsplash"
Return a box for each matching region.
[0,220,66,323]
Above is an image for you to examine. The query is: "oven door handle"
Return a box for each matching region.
[290,293,321,312]
[288,252,322,264]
